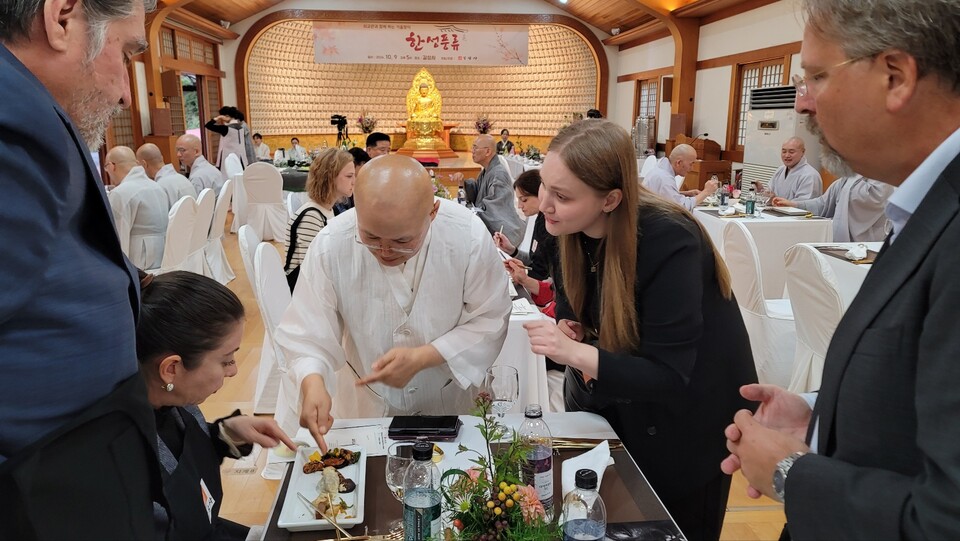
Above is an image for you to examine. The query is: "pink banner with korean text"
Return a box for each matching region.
[312,22,529,66]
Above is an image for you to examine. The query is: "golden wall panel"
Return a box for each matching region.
[246,22,597,137]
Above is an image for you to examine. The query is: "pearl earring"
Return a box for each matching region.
[164,383,174,392]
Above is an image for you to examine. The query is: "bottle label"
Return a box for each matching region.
[403,489,441,540]
[522,446,554,510]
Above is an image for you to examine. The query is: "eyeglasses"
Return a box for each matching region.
[354,230,420,254]
[792,55,870,97]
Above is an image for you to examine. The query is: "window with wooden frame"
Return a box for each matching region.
[727,58,789,156]
[633,78,659,138]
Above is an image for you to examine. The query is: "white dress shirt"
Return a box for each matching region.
[276,199,512,418]
[644,158,696,210]
[108,166,169,269]
[255,142,271,160]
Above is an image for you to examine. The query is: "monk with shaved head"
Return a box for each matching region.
[768,136,823,200]
[136,142,197,207]
[276,154,512,449]
[644,142,719,209]
[176,133,224,195]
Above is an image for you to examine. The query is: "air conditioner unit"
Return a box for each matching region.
[742,86,820,191]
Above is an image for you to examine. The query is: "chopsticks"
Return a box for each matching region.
[552,438,623,450]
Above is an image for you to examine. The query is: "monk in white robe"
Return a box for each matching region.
[105,146,168,269]
[772,175,894,242]
[137,143,197,208]
[276,154,511,447]
[176,134,223,196]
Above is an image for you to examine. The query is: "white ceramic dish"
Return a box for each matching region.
[277,445,366,532]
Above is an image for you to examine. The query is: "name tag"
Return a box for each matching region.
[200,478,216,523]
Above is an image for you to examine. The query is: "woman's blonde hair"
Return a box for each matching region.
[307,148,354,206]
[548,120,732,353]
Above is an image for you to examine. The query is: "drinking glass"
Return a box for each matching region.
[485,366,519,417]
[385,442,414,534]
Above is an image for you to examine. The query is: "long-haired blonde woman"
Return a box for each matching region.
[523,120,757,540]
[283,148,355,290]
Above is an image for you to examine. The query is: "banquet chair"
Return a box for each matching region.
[205,178,235,285]
[639,155,657,181]
[242,162,287,240]
[184,188,214,277]
[722,221,797,387]
[783,244,845,393]
[224,153,243,181]
[238,225,261,302]
[147,195,196,275]
[252,242,292,422]
[229,172,246,233]
[285,192,298,220]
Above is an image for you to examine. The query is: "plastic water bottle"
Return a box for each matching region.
[402,441,441,541]
[519,404,555,520]
[743,188,757,216]
[561,469,606,541]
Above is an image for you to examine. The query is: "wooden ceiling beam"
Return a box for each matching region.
[166,9,240,41]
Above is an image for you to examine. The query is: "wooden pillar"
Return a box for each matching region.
[667,17,699,136]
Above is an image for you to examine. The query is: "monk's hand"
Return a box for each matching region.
[300,374,334,452]
[357,345,443,388]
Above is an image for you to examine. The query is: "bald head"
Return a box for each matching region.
[471,134,497,168]
[136,143,165,179]
[669,144,698,176]
[105,146,137,184]
[176,134,203,169]
[354,154,439,267]
[781,137,806,169]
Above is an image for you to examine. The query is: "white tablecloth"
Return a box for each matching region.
[694,208,834,299]
[498,311,552,413]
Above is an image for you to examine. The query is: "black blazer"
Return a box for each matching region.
[557,208,757,503]
[786,151,960,539]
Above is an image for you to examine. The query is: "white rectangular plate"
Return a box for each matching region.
[765,206,810,216]
[277,445,366,532]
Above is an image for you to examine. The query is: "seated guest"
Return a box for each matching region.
[105,146,168,270]
[288,137,308,162]
[365,132,392,158]
[586,108,603,119]
[335,147,371,214]
[137,143,197,208]
[204,106,248,174]
[176,134,223,196]
[494,170,555,308]
[283,148,356,290]
[768,136,822,200]
[772,173,894,242]
[450,134,525,247]
[496,129,514,155]
[523,119,756,540]
[136,271,294,540]
[644,144,718,210]
[253,133,271,161]
[276,155,510,443]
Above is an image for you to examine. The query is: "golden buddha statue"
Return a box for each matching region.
[403,68,446,151]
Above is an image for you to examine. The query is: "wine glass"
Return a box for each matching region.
[485,366,519,417]
[385,442,414,535]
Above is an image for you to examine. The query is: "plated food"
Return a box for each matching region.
[278,445,367,531]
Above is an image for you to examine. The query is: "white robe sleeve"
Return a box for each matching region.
[276,243,349,399]
[430,216,512,389]
[108,189,131,257]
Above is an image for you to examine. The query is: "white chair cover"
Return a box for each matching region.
[722,221,797,386]
[639,155,658,180]
[230,173,246,233]
[237,225,261,301]
[148,196,197,275]
[783,245,845,393]
[252,243,293,421]
[205,178,235,284]
[183,188,214,276]
[224,153,243,181]
[501,154,523,181]
[242,162,287,241]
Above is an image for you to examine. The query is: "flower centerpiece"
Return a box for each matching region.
[440,393,558,540]
[431,171,451,200]
[357,112,377,134]
[524,145,542,162]
[474,113,494,135]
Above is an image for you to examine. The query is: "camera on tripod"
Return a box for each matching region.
[330,114,347,129]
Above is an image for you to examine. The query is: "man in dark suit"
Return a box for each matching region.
[722,1,960,538]
[0,1,162,538]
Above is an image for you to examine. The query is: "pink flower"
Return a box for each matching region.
[732,188,741,199]
[516,484,546,523]
[466,467,483,482]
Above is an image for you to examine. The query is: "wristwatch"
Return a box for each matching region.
[772,451,806,502]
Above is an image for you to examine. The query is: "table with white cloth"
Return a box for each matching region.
[498,310,552,414]
[259,412,680,540]
[503,154,542,180]
[800,241,880,309]
[694,208,834,298]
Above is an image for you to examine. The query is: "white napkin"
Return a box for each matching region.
[718,206,737,216]
[845,243,868,261]
[561,440,613,497]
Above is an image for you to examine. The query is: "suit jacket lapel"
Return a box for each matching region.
[813,154,960,451]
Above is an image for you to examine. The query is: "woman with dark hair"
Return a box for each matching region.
[494,169,555,310]
[137,271,294,540]
[283,148,356,290]
[204,106,249,175]
[522,119,757,540]
[496,128,514,155]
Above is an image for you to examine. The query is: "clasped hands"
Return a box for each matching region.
[300,345,443,451]
[721,384,813,501]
